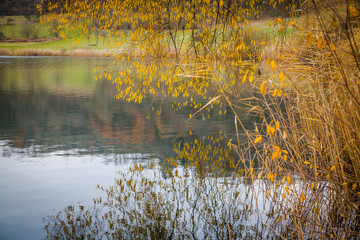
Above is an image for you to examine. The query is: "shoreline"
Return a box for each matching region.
[0,48,111,58]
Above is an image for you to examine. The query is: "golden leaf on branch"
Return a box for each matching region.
[349,6,359,17]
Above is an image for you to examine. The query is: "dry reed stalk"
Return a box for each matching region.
[249,2,360,238]
[0,48,12,55]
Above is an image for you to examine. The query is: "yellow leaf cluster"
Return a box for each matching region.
[267,125,275,136]
[271,146,282,160]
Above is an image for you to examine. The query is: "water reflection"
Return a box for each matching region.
[0,56,239,240]
[43,166,267,240]
[41,132,278,239]
[0,143,158,240]
[0,56,236,159]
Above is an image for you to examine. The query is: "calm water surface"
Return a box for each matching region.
[0,56,236,239]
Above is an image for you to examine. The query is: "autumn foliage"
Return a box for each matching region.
[40,0,360,239]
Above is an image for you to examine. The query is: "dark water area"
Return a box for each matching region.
[0,56,239,239]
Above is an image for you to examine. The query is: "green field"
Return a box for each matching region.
[0,15,295,56]
[0,22,50,39]
[0,15,114,53]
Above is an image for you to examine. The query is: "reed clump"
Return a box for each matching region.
[0,48,11,55]
[239,1,360,238]
[14,49,63,56]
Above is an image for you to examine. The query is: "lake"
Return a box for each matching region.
[0,56,242,239]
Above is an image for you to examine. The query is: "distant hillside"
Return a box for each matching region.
[0,0,39,18]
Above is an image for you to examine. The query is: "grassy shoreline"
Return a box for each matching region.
[0,36,114,57]
[0,47,110,57]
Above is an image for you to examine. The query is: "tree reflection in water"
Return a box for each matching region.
[43,135,268,239]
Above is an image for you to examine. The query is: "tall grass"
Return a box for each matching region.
[234,1,360,238]
[0,48,11,55]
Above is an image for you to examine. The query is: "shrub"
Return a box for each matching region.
[21,23,35,39]
[0,31,5,40]
[6,18,14,25]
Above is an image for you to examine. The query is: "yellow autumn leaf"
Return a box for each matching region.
[330,165,336,171]
[254,135,263,143]
[290,21,297,27]
[249,75,254,83]
[278,26,285,33]
[330,43,336,51]
[270,60,276,71]
[349,6,359,17]
[270,126,275,135]
[287,175,291,184]
[300,193,306,202]
[260,81,267,94]
[307,31,312,43]
[276,121,280,130]
[219,0,224,7]
[304,161,310,165]
[279,71,285,82]
[266,126,271,135]
[267,126,275,136]
[272,88,278,97]
[242,73,247,83]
